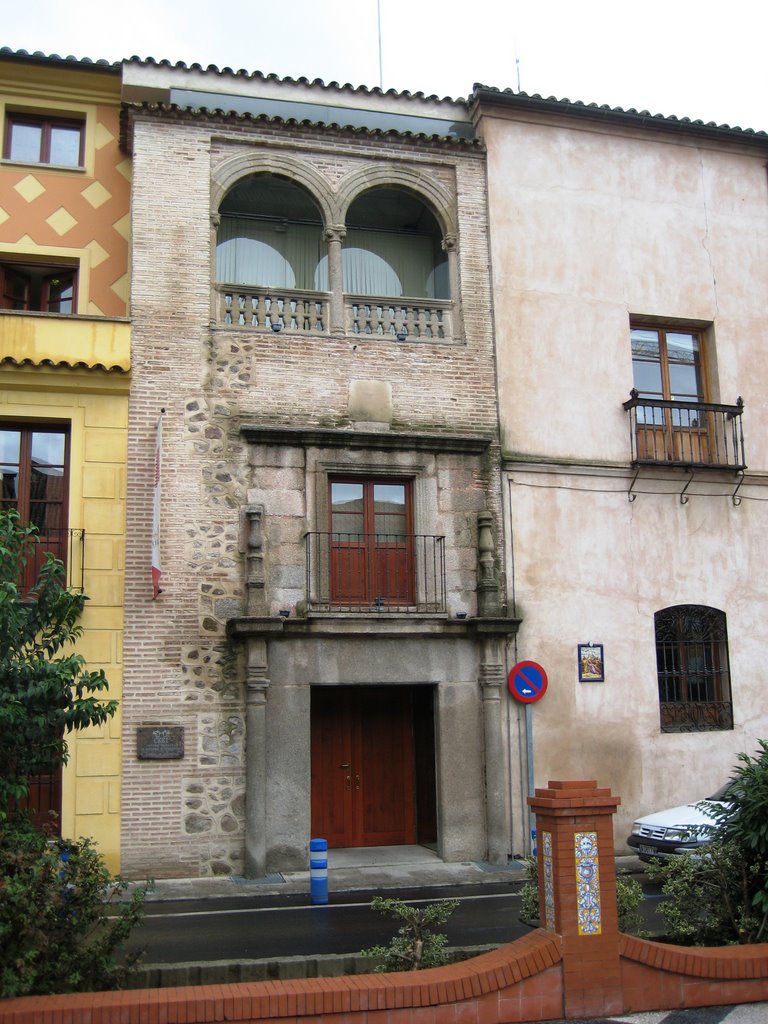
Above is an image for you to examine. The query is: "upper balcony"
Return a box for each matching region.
[213,174,460,344]
[0,310,131,371]
[216,284,454,342]
[623,390,745,471]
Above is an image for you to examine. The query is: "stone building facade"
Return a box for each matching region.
[120,61,518,878]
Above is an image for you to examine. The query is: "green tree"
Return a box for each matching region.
[362,896,460,971]
[0,510,117,818]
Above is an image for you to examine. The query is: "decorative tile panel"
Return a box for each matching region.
[575,830,601,935]
[542,830,555,930]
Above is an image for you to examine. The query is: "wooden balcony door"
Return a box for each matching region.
[311,686,417,848]
[329,478,414,606]
[0,425,69,594]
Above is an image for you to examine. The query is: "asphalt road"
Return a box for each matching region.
[127,883,535,963]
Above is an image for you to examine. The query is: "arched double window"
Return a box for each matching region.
[215,175,455,341]
[654,604,733,733]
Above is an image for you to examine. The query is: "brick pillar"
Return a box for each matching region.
[528,780,622,1020]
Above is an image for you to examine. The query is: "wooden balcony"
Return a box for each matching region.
[623,391,745,470]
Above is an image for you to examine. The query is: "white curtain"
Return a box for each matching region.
[341,228,447,299]
[216,217,325,290]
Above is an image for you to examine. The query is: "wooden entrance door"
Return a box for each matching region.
[311,686,417,848]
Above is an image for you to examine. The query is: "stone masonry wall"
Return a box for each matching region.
[121,108,503,878]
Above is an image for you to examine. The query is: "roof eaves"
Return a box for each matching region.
[124,100,482,148]
[471,86,768,146]
[0,46,120,73]
[123,55,469,106]
[0,355,129,373]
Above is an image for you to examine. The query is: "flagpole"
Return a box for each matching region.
[151,408,165,599]
[377,0,383,90]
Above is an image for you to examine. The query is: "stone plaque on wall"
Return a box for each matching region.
[137,726,185,760]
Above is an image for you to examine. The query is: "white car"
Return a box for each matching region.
[627,784,732,862]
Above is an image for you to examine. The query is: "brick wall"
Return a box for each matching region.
[121,107,505,878]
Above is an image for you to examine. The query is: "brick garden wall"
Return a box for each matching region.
[3,781,768,1022]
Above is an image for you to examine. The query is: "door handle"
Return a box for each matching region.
[340,763,351,769]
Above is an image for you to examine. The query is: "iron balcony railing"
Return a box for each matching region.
[623,391,745,470]
[660,700,734,733]
[306,532,446,613]
[21,528,85,595]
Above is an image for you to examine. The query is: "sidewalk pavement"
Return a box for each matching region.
[552,1007,768,1023]
[138,845,645,901]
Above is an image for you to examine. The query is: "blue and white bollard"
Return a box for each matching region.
[309,837,328,905]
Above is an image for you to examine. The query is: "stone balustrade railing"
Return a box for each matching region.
[345,294,453,341]
[216,284,329,334]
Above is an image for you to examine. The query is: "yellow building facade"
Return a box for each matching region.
[0,50,130,871]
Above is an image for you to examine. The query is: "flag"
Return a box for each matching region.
[151,413,163,599]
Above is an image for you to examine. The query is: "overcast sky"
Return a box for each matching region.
[4,0,766,131]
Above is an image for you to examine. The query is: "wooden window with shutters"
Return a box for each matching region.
[1,424,70,830]
[630,325,711,463]
[0,261,77,313]
[0,424,70,595]
[329,478,415,607]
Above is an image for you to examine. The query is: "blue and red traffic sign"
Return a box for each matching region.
[508,661,548,704]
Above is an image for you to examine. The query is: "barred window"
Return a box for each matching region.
[655,605,733,733]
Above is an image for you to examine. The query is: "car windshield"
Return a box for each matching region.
[707,783,734,802]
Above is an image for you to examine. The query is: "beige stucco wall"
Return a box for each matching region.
[479,106,768,850]
[482,111,768,465]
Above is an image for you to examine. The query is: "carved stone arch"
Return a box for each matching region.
[336,166,456,239]
[210,151,335,226]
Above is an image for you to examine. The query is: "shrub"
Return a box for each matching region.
[362,896,460,971]
[647,741,768,945]
[0,822,151,997]
[645,837,766,946]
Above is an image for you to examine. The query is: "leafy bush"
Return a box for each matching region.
[362,896,460,971]
[647,740,768,945]
[0,822,151,996]
[519,856,645,934]
[646,838,766,946]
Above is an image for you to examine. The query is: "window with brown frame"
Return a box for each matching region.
[0,424,70,595]
[3,111,84,167]
[630,325,712,463]
[631,326,706,404]
[0,261,77,314]
[329,477,414,606]
[654,605,733,733]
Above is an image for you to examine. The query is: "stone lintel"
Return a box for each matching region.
[227,615,485,640]
[469,615,521,636]
[240,423,491,455]
[227,616,286,640]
